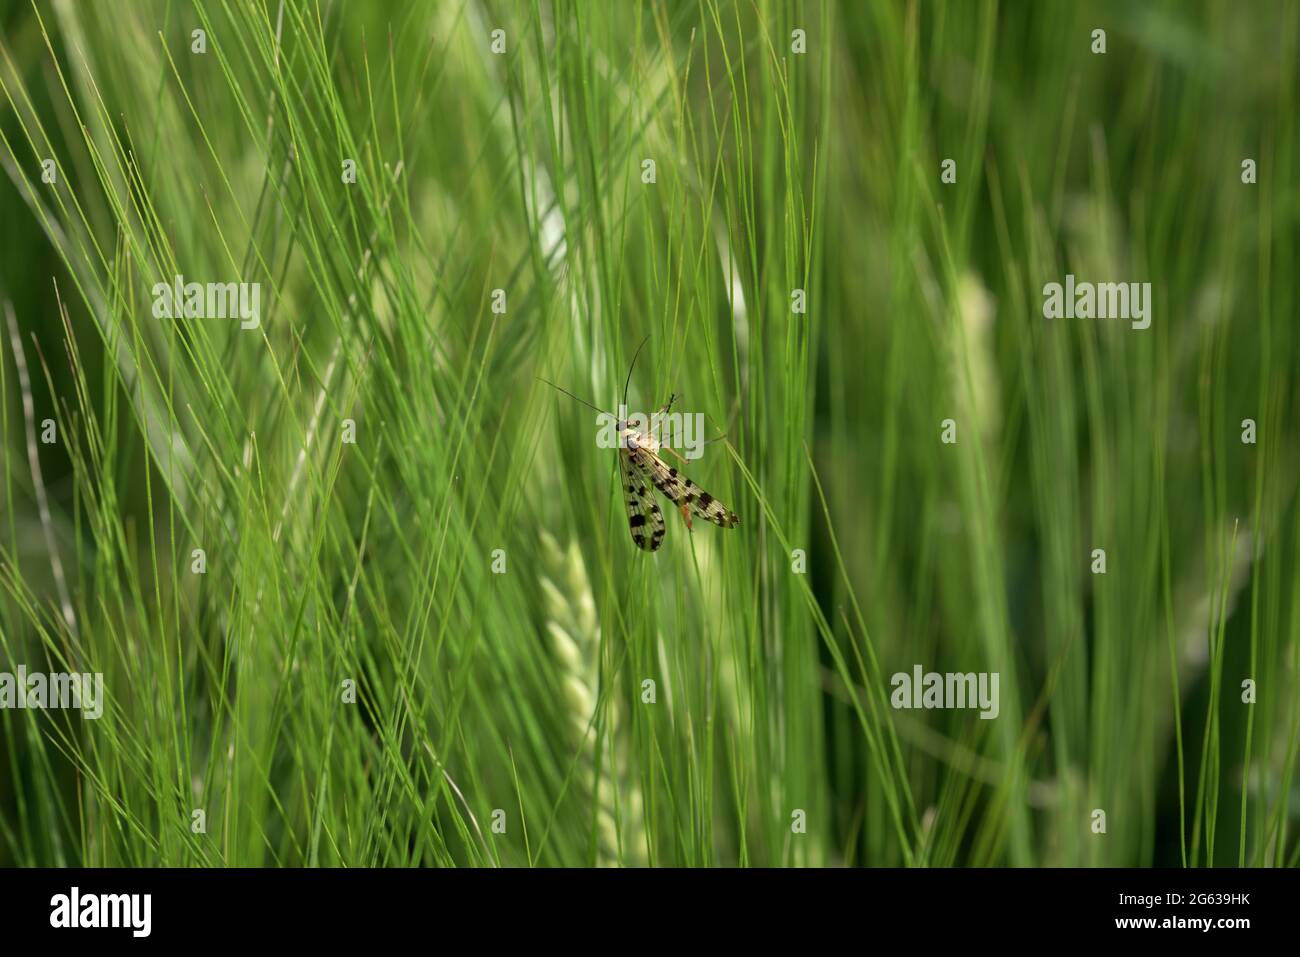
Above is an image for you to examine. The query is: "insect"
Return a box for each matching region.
[540,341,740,552]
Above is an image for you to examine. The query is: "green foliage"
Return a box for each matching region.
[0,0,1296,867]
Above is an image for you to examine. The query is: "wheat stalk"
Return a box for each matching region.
[539,530,647,866]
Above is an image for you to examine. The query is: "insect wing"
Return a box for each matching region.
[631,448,739,529]
[621,450,666,551]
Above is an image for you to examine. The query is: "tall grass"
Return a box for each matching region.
[0,0,1296,867]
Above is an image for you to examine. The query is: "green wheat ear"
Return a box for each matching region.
[539,530,647,867]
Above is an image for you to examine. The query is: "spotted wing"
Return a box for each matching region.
[630,448,739,529]
[621,450,665,551]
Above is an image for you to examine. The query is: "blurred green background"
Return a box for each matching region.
[0,0,1296,866]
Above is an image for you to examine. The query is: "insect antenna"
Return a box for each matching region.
[536,377,612,416]
[622,335,650,412]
